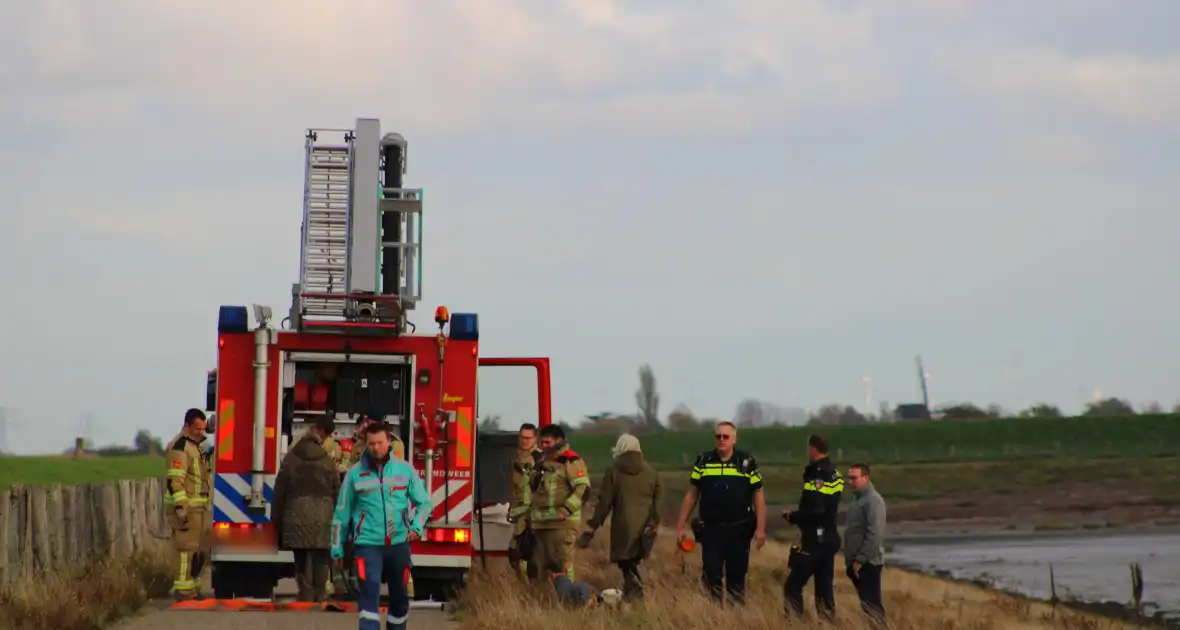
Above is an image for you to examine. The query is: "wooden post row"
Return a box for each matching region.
[0,478,167,585]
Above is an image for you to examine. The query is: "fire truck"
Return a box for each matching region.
[204,118,550,603]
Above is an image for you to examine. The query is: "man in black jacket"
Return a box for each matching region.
[782,433,844,621]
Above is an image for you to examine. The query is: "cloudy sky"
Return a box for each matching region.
[1,0,1178,453]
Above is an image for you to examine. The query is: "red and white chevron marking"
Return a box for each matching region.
[425,471,473,524]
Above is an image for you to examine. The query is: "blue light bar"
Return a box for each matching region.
[450,313,479,341]
[218,305,249,334]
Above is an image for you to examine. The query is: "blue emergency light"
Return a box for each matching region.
[449,312,479,341]
[218,305,249,333]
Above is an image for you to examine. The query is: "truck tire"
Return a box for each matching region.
[211,561,279,600]
[211,563,237,599]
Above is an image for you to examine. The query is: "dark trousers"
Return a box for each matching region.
[699,524,752,605]
[292,548,331,602]
[355,543,412,630]
[508,531,540,582]
[847,563,886,626]
[617,559,644,602]
[785,546,837,621]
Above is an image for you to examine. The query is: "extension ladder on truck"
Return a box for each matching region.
[298,129,354,319]
[292,119,423,332]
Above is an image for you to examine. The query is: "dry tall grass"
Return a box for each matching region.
[458,527,1141,630]
[0,545,173,630]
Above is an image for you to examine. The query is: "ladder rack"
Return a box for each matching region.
[292,119,423,333]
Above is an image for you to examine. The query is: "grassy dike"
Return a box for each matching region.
[565,414,1180,526]
[568,413,1180,470]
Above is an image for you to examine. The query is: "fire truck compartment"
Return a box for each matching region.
[286,353,411,424]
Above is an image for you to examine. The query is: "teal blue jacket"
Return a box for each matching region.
[330,451,431,559]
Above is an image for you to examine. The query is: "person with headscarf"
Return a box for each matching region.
[577,433,662,602]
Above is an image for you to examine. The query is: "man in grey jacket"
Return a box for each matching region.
[843,462,886,625]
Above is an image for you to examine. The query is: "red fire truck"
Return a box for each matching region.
[204,118,550,604]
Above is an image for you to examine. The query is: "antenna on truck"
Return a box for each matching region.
[289,118,423,335]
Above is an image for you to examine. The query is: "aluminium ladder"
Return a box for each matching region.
[298,130,354,319]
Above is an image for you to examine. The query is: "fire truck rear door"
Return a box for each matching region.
[472,357,551,554]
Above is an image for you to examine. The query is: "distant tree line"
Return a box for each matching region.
[564,364,1177,434]
[60,430,166,457]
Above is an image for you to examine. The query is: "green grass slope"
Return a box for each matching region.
[0,455,163,487]
[569,413,1180,471]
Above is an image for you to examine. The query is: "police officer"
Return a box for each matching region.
[165,408,214,600]
[675,421,767,606]
[507,423,542,581]
[782,433,844,622]
[528,424,591,581]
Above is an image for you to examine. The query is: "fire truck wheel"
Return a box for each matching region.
[211,562,278,600]
[211,564,237,599]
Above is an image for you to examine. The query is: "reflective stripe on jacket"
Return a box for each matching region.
[509,447,541,520]
[165,433,211,509]
[330,450,431,559]
[529,443,591,529]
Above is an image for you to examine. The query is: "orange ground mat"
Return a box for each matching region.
[169,599,382,612]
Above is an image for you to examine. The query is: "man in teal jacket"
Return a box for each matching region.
[331,422,431,630]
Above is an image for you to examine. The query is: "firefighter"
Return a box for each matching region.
[323,432,343,472]
[528,424,591,581]
[782,433,844,622]
[345,407,404,467]
[507,423,542,580]
[165,408,214,600]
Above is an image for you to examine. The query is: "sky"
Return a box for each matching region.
[1,0,1179,453]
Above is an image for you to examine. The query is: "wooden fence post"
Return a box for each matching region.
[29,486,49,572]
[0,487,10,585]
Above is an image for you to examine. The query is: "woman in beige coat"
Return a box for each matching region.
[580,434,662,602]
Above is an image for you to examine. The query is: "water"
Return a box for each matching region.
[888,531,1180,623]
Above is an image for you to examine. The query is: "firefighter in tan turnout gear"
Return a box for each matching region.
[344,407,404,469]
[508,423,542,580]
[165,408,214,600]
[530,424,591,581]
[322,434,343,471]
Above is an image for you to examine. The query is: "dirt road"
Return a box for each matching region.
[115,579,459,630]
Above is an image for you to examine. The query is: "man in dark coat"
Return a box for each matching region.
[579,433,662,602]
[272,414,341,602]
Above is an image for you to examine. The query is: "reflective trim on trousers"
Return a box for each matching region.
[174,551,193,591]
[355,543,412,630]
